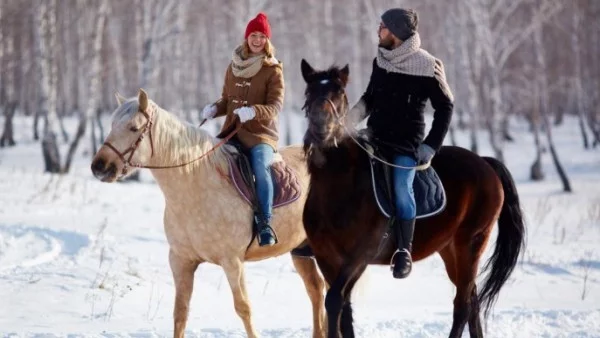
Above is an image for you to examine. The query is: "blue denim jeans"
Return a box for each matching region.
[249,143,275,220]
[393,155,417,220]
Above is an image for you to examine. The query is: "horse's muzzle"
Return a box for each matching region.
[91,158,118,182]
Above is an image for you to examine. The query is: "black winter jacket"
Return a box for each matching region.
[360,58,454,157]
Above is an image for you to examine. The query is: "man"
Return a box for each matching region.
[351,8,454,278]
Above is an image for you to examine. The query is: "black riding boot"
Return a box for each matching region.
[255,213,278,247]
[391,218,415,279]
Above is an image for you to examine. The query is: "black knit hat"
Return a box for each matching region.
[381,8,418,41]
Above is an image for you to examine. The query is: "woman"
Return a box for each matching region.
[201,12,284,247]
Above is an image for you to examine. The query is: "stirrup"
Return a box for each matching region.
[389,249,411,271]
[258,225,278,246]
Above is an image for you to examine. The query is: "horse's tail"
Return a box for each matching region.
[479,156,526,319]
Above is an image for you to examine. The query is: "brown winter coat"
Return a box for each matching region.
[214,60,284,150]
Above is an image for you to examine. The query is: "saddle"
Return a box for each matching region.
[223,140,308,252]
[224,142,302,210]
[357,135,446,220]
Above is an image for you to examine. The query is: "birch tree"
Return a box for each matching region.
[0,2,18,147]
[63,0,108,173]
[532,10,572,192]
[465,0,563,163]
[35,0,61,173]
[570,2,589,149]
[138,0,178,94]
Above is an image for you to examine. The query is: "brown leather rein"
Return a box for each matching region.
[103,106,240,175]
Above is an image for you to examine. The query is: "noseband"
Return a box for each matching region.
[103,107,155,175]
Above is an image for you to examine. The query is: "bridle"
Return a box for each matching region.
[318,94,430,171]
[103,105,240,175]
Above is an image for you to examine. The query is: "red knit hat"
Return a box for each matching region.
[244,12,271,39]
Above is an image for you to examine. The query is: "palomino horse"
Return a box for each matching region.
[299,60,525,338]
[90,89,326,338]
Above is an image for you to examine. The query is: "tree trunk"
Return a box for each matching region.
[470,126,478,154]
[63,114,86,173]
[36,0,62,173]
[58,114,69,143]
[578,114,590,149]
[41,125,61,173]
[0,101,18,147]
[532,5,571,192]
[570,3,588,149]
[63,0,108,173]
[487,121,505,163]
[96,108,104,143]
[541,101,572,192]
[530,155,544,181]
[501,116,514,142]
[548,143,572,192]
[448,125,457,146]
[91,109,98,157]
[530,108,545,181]
[33,111,41,141]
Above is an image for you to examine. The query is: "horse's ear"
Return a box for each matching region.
[301,59,315,83]
[138,88,148,111]
[115,92,126,106]
[339,64,350,87]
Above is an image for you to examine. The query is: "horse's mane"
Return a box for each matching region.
[112,98,229,174]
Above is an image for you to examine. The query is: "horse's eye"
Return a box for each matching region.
[130,126,139,132]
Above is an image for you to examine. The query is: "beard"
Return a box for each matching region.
[378,35,395,50]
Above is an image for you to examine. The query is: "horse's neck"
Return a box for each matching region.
[147,108,226,203]
[309,140,361,177]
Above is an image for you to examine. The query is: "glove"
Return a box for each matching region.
[233,106,256,123]
[201,104,217,120]
[417,143,435,164]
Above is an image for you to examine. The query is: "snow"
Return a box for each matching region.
[0,114,599,337]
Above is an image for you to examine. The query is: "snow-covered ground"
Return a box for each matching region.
[1,113,599,337]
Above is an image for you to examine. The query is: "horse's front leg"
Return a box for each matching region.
[169,249,201,338]
[222,257,259,338]
[292,255,327,338]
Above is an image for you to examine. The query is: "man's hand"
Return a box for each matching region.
[417,143,435,164]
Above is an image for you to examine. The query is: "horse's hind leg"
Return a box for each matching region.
[468,287,483,337]
[292,255,326,338]
[222,258,259,338]
[169,250,201,338]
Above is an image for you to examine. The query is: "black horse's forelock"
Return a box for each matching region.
[302,65,347,114]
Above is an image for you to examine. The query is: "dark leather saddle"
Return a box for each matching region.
[356,135,446,220]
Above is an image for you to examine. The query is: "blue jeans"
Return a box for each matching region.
[249,144,275,220]
[393,155,417,220]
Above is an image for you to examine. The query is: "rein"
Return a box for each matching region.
[103,106,240,175]
[321,97,431,171]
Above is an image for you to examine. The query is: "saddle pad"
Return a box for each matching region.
[228,157,302,209]
[370,159,446,219]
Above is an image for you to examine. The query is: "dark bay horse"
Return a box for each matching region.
[299,59,526,338]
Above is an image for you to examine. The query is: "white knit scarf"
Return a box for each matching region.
[376,33,454,101]
[230,45,280,78]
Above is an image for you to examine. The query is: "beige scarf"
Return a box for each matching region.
[231,45,272,78]
[376,33,454,102]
